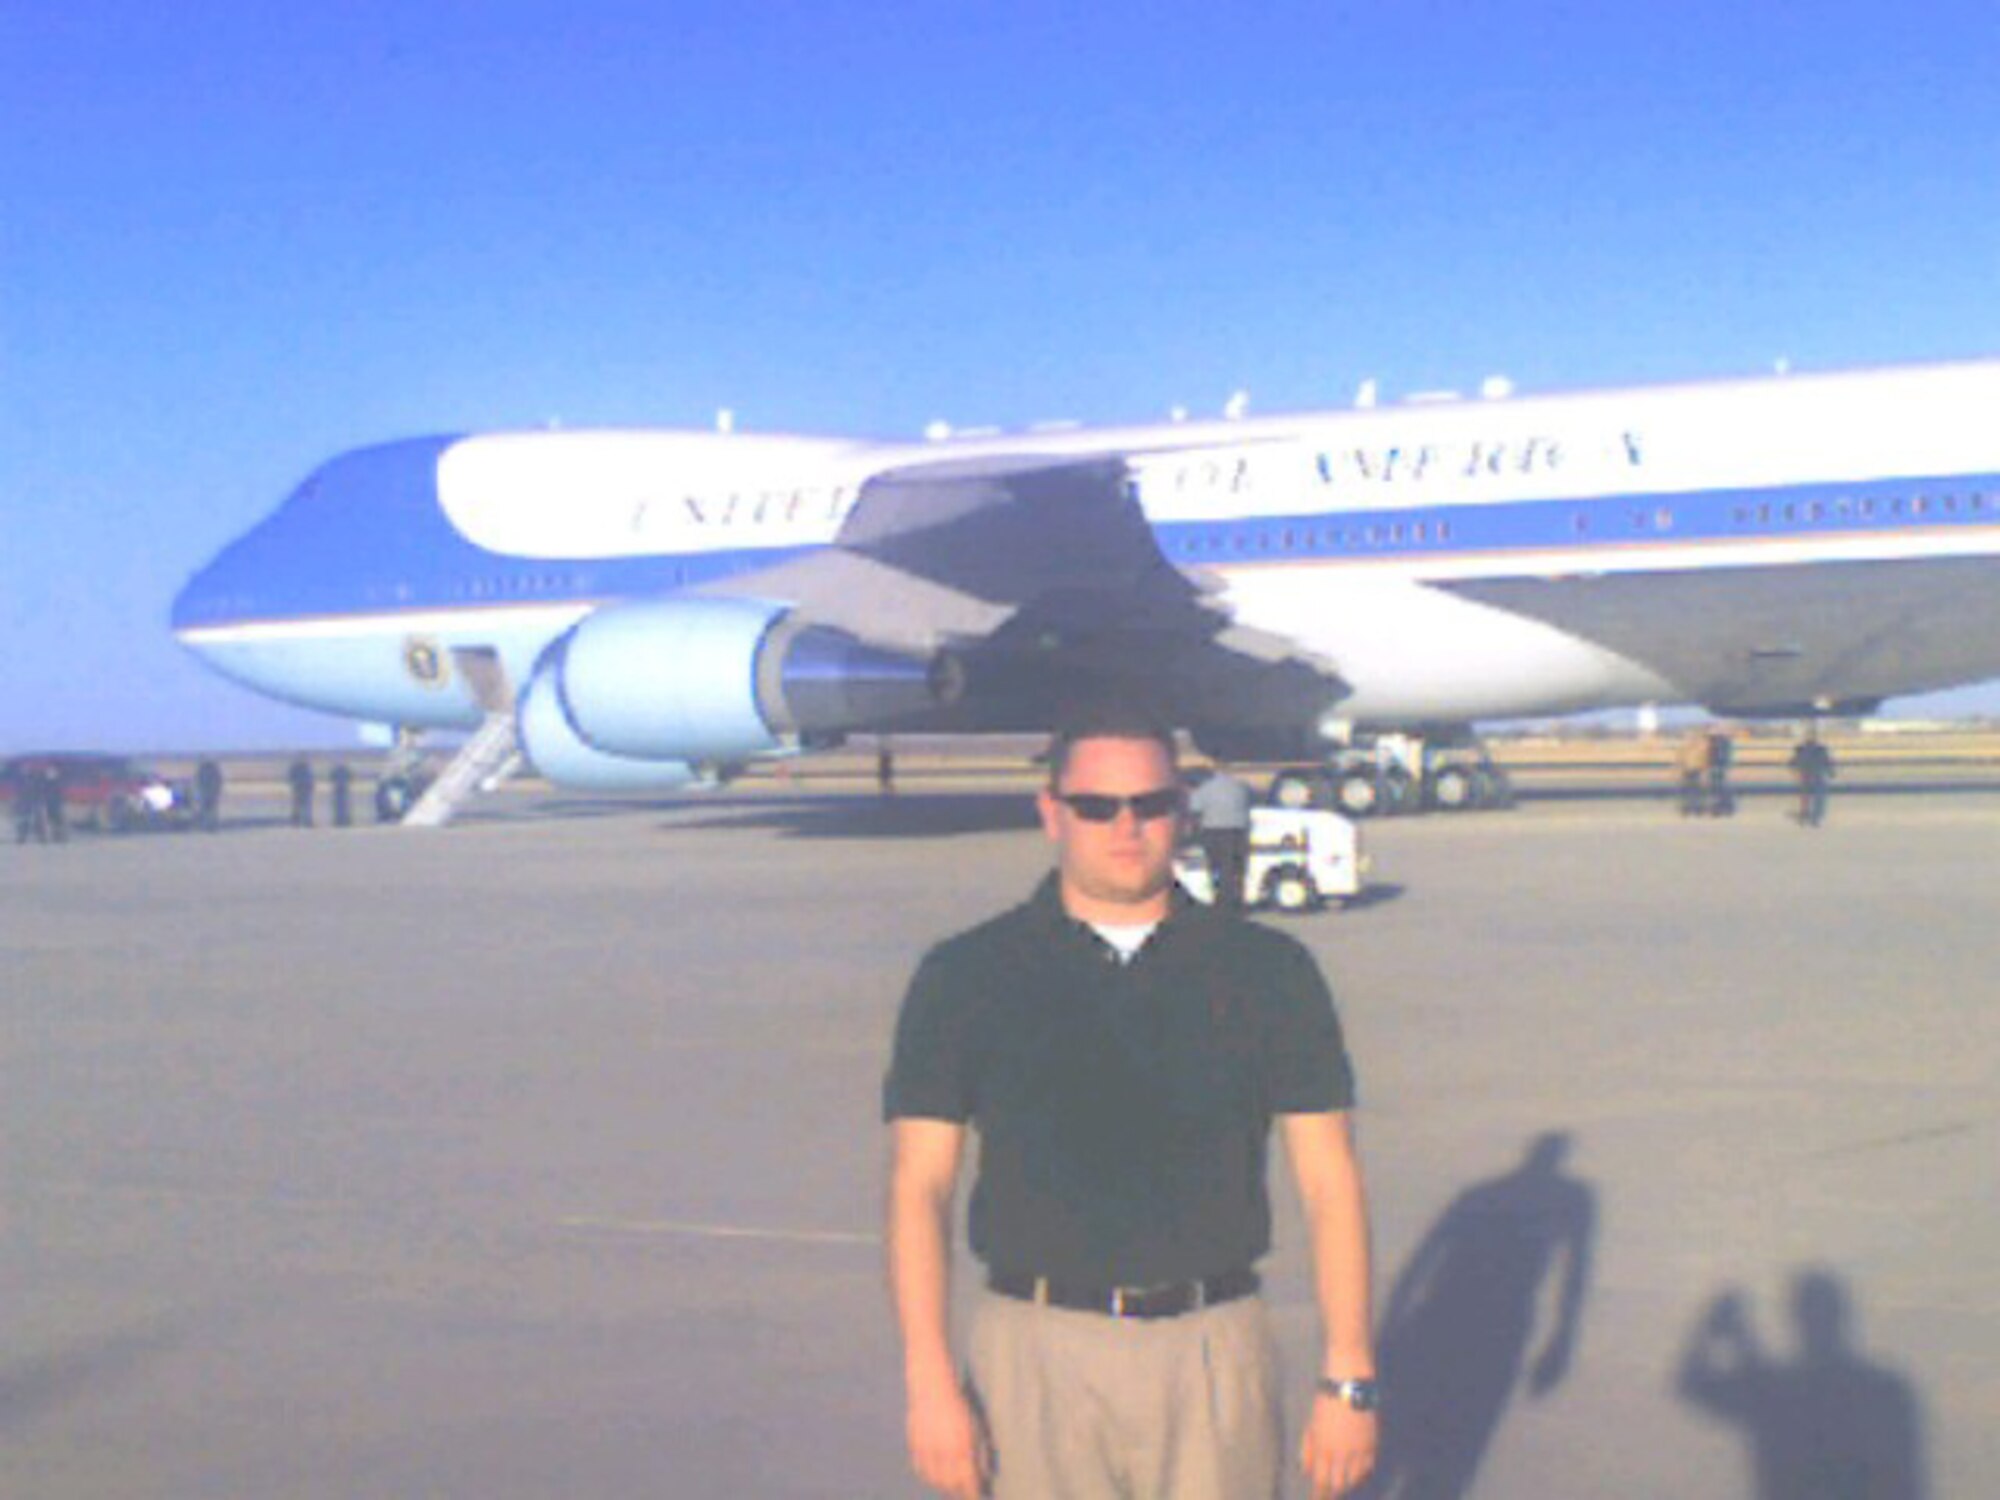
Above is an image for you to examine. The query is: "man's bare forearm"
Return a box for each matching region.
[888,1173,958,1384]
[887,1121,987,1500]
[886,1120,969,1384]
[1284,1112,1377,1376]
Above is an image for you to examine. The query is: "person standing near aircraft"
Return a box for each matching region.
[1788,731,1836,827]
[884,711,1378,1500]
[195,758,224,831]
[1187,759,1254,914]
[13,769,47,843]
[1675,729,1711,816]
[287,756,315,827]
[329,763,353,827]
[1705,727,1736,817]
[40,763,67,843]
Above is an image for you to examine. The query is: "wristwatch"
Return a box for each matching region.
[1315,1376,1381,1412]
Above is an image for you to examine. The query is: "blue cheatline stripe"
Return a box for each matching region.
[1151,471,2000,566]
[175,444,2000,633]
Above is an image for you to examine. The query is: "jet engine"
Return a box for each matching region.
[515,681,710,792]
[516,597,951,785]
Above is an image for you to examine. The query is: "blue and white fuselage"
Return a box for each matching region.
[173,359,2000,787]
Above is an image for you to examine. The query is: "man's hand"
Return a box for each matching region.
[905,1368,990,1500]
[1300,1395,1377,1498]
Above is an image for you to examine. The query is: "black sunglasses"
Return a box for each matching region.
[1055,787,1185,823]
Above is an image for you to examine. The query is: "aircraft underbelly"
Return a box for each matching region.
[179,616,573,729]
[1442,554,2000,712]
[1226,569,1673,721]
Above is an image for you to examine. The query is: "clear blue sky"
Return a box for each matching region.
[6,1,2000,752]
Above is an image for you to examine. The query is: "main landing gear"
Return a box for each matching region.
[1266,731,1514,818]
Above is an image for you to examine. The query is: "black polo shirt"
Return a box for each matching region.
[883,874,1355,1285]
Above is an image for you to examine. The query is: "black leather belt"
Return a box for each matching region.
[988,1266,1259,1319]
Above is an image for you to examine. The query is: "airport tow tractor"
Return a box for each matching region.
[1175,806,1369,914]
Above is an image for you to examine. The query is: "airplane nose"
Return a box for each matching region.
[170,435,462,645]
[170,550,237,639]
[169,436,465,711]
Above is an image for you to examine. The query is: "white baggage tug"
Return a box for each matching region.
[1174,806,1368,913]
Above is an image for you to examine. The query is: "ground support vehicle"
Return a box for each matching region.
[1174,806,1368,913]
[1,753,194,833]
[1266,731,1514,818]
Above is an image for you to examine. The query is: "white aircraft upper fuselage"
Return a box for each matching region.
[173,359,2000,787]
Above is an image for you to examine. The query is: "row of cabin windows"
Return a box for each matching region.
[1730,490,1993,526]
[1172,487,1997,563]
[382,574,590,605]
[1175,518,1458,557]
[430,552,748,602]
[1574,508,1677,536]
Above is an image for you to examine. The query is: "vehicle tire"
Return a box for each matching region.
[1264,864,1318,913]
[1431,766,1474,810]
[375,777,414,823]
[1268,768,1332,810]
[1336,772,1380,817]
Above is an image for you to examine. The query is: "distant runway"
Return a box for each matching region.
[4,785,1997,1497]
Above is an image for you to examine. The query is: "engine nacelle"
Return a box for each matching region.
[516,676,711,791]
[516,597,949,778]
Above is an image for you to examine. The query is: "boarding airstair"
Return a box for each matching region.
[401,647,521,827]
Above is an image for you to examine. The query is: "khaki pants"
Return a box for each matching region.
[967,1290,1284,1500]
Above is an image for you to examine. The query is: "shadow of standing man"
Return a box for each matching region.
[1361,1130,1596,1499]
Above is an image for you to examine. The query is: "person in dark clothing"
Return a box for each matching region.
[195,758,224,831]
[1788,733,1836,828]
[1706,728,1737,817]
[13,772,46,843]
[287,757,316,827]
[885,714,1378,1500]
[329,763,353,827]
[40,764,67,843]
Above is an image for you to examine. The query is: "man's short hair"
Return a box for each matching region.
[1043,706,1179,789]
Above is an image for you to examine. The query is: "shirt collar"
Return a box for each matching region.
[1026,870,1210,956]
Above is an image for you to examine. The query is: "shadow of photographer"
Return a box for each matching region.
[1676,1269,1928,1499]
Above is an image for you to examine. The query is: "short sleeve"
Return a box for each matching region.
[882,947,979,1123]
[1258,938,1356,1113]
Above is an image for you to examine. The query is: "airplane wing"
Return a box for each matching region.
[701,455,1349,734]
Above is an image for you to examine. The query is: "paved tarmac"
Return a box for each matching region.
[4,784,1996,1497]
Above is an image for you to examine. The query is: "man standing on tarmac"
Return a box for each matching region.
[287,756,315,828]
[195,758,224,832]
[1788,730,1836,828]
[884,711,1378,1499]
[1188,758,1255,915]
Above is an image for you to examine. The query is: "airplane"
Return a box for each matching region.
[172,356,2000,821]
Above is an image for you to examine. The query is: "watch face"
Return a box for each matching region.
[1322,1377,1380,1411]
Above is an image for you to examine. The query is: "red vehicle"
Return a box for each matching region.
[2,753,194,833]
